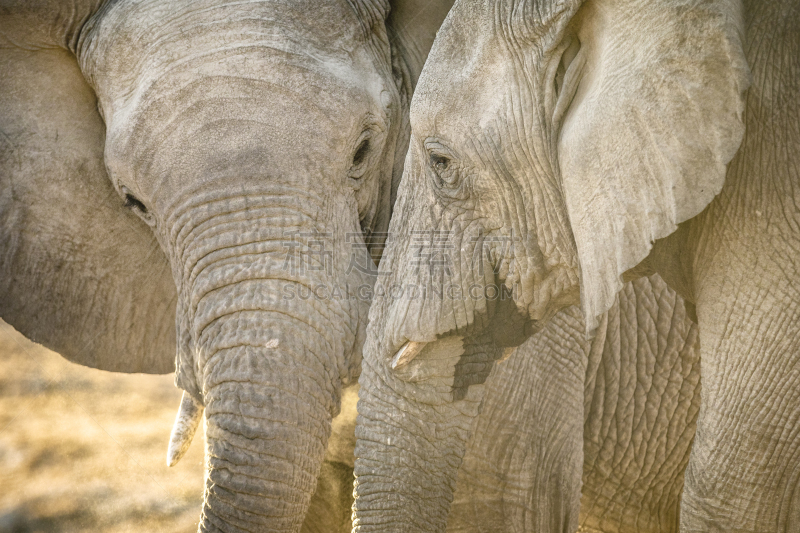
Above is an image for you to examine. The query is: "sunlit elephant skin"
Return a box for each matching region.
[354,0,799,531]
[450,274,700,533]
[0,1,454,531]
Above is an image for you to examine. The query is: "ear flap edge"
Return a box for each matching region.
[558,0,750,331]
[0,45,177,374]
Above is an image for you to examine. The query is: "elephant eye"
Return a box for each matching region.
[349,131,375,180]
[124,193,148,214]
[353,139,370,168]
[424,140,463,195]
[431,154,450,172]
[121,186,155,225]
[429,152,460,191]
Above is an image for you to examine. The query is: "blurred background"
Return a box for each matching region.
[0,319,204,533]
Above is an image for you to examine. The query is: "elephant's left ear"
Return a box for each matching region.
[0,4,177,374]
[557,0,750,331]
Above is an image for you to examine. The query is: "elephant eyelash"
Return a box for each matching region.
[423,141,467,198]
[429,152,460,190]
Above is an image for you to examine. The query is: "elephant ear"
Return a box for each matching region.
[0,4,177,373]
[557,0,749,331]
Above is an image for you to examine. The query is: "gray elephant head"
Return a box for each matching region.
[353,0,750,530]
[0,0,452,530]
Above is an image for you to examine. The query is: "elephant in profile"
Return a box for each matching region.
[354,0,800,531]
[0,0,454,531]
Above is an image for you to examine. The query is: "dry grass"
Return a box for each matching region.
[0,320,204,533]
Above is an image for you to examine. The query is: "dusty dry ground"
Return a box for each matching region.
[0,320,204,533]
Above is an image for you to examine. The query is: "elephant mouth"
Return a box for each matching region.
[387,330,508,402]
[390,335,519,372]
[387,299,537,402]
[390,279,537,370]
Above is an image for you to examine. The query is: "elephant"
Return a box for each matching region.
[0,0,455,531]
[353,0,800,531]
[450,273,700,533]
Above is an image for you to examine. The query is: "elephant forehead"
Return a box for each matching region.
[84,0,367,63]
[109,56,384,156]
[411,2,513,142]
[80,0,385,115]
[411,0,578,139]
[86,2,394,196]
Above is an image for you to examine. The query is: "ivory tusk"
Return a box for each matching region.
[391,341,426,370]
[167,391,204,467]
[498,347,516,363]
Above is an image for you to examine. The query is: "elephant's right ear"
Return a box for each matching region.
[557,0,750,332]
[0,5,177,374]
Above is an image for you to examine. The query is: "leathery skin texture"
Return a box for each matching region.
[450,275,700,533]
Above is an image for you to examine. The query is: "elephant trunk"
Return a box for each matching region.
[353,336,495,533]
[167,195,362,532]
[197,286,339,533]
[201,349,330,531]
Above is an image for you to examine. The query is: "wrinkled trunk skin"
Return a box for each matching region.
[167,195,366,532]
[196,282,341,532]
[353,145,512,531]
[202,350,331,532]
[354,310,504,532]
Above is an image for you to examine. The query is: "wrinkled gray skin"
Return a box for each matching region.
[450,274,700,533]
[355,0,799,531]
[0,1,454,531]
